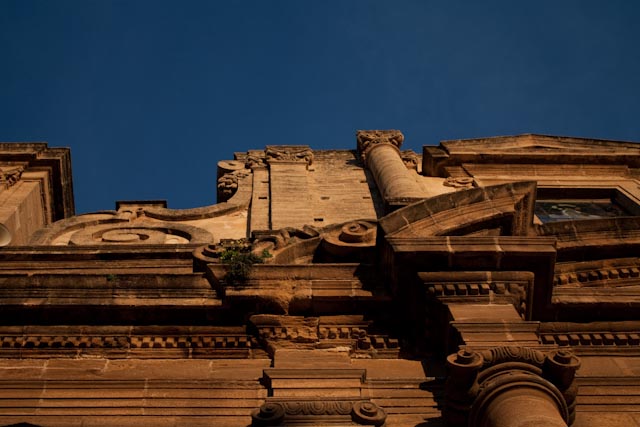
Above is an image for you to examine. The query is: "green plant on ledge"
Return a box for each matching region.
[219,241,272,285]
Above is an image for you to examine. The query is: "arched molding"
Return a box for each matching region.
[29,213,126,245]
[30,214,212,246]
[67,220,212,245]
[143,173,252,221]
[380,181,537,238]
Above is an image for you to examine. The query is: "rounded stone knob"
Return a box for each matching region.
[351,400,386,426]
[251,402,285,426]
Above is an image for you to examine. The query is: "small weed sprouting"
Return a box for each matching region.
[219,242,271,285]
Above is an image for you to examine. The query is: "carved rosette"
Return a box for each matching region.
[265,145,313,166]
[356,130,404,164]
[444,347,580,427]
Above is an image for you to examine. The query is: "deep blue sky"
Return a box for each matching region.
[2,1,640,213]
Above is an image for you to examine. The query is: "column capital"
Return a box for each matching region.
[356,130,404,162]
[444,346,580,427]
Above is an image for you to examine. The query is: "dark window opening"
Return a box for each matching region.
[535,188,639,223]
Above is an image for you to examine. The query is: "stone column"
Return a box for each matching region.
[478,387,567,427]
[444,347,580,427]
[356,130,425,207]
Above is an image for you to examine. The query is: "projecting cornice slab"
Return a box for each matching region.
[423,134,640,176]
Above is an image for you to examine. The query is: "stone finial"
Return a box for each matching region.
[356,130,404,162]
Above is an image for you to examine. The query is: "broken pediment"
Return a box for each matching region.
[379,181,537,239]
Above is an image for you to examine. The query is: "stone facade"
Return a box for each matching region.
[0,133,639,425]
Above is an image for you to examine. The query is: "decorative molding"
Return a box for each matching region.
[462,163,631,178]
[554,257,640,286]
[251,399,386,426]
[0,326,252,358]
[67,220,212,245]
[443,176,474,189]
[249,314,400,357]
[265,145,313,165]
[423,134,640,176]
[380,181,537,238]
[539,322,640,348]
[421,271,533,319]
[540,217,640,260]
[540,331,640,347]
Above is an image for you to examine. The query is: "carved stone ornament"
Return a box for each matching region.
[251,400,386,426]
[265,145,314,165]
[401,150,419,170]
[0,166,24,189]
[245,150,267,169]
[443,176,474,189]
[217,169,250,202]
[356,130,404,161]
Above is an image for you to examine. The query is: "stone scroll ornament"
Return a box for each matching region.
[444,347,580,427]
[217,169,250,202]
